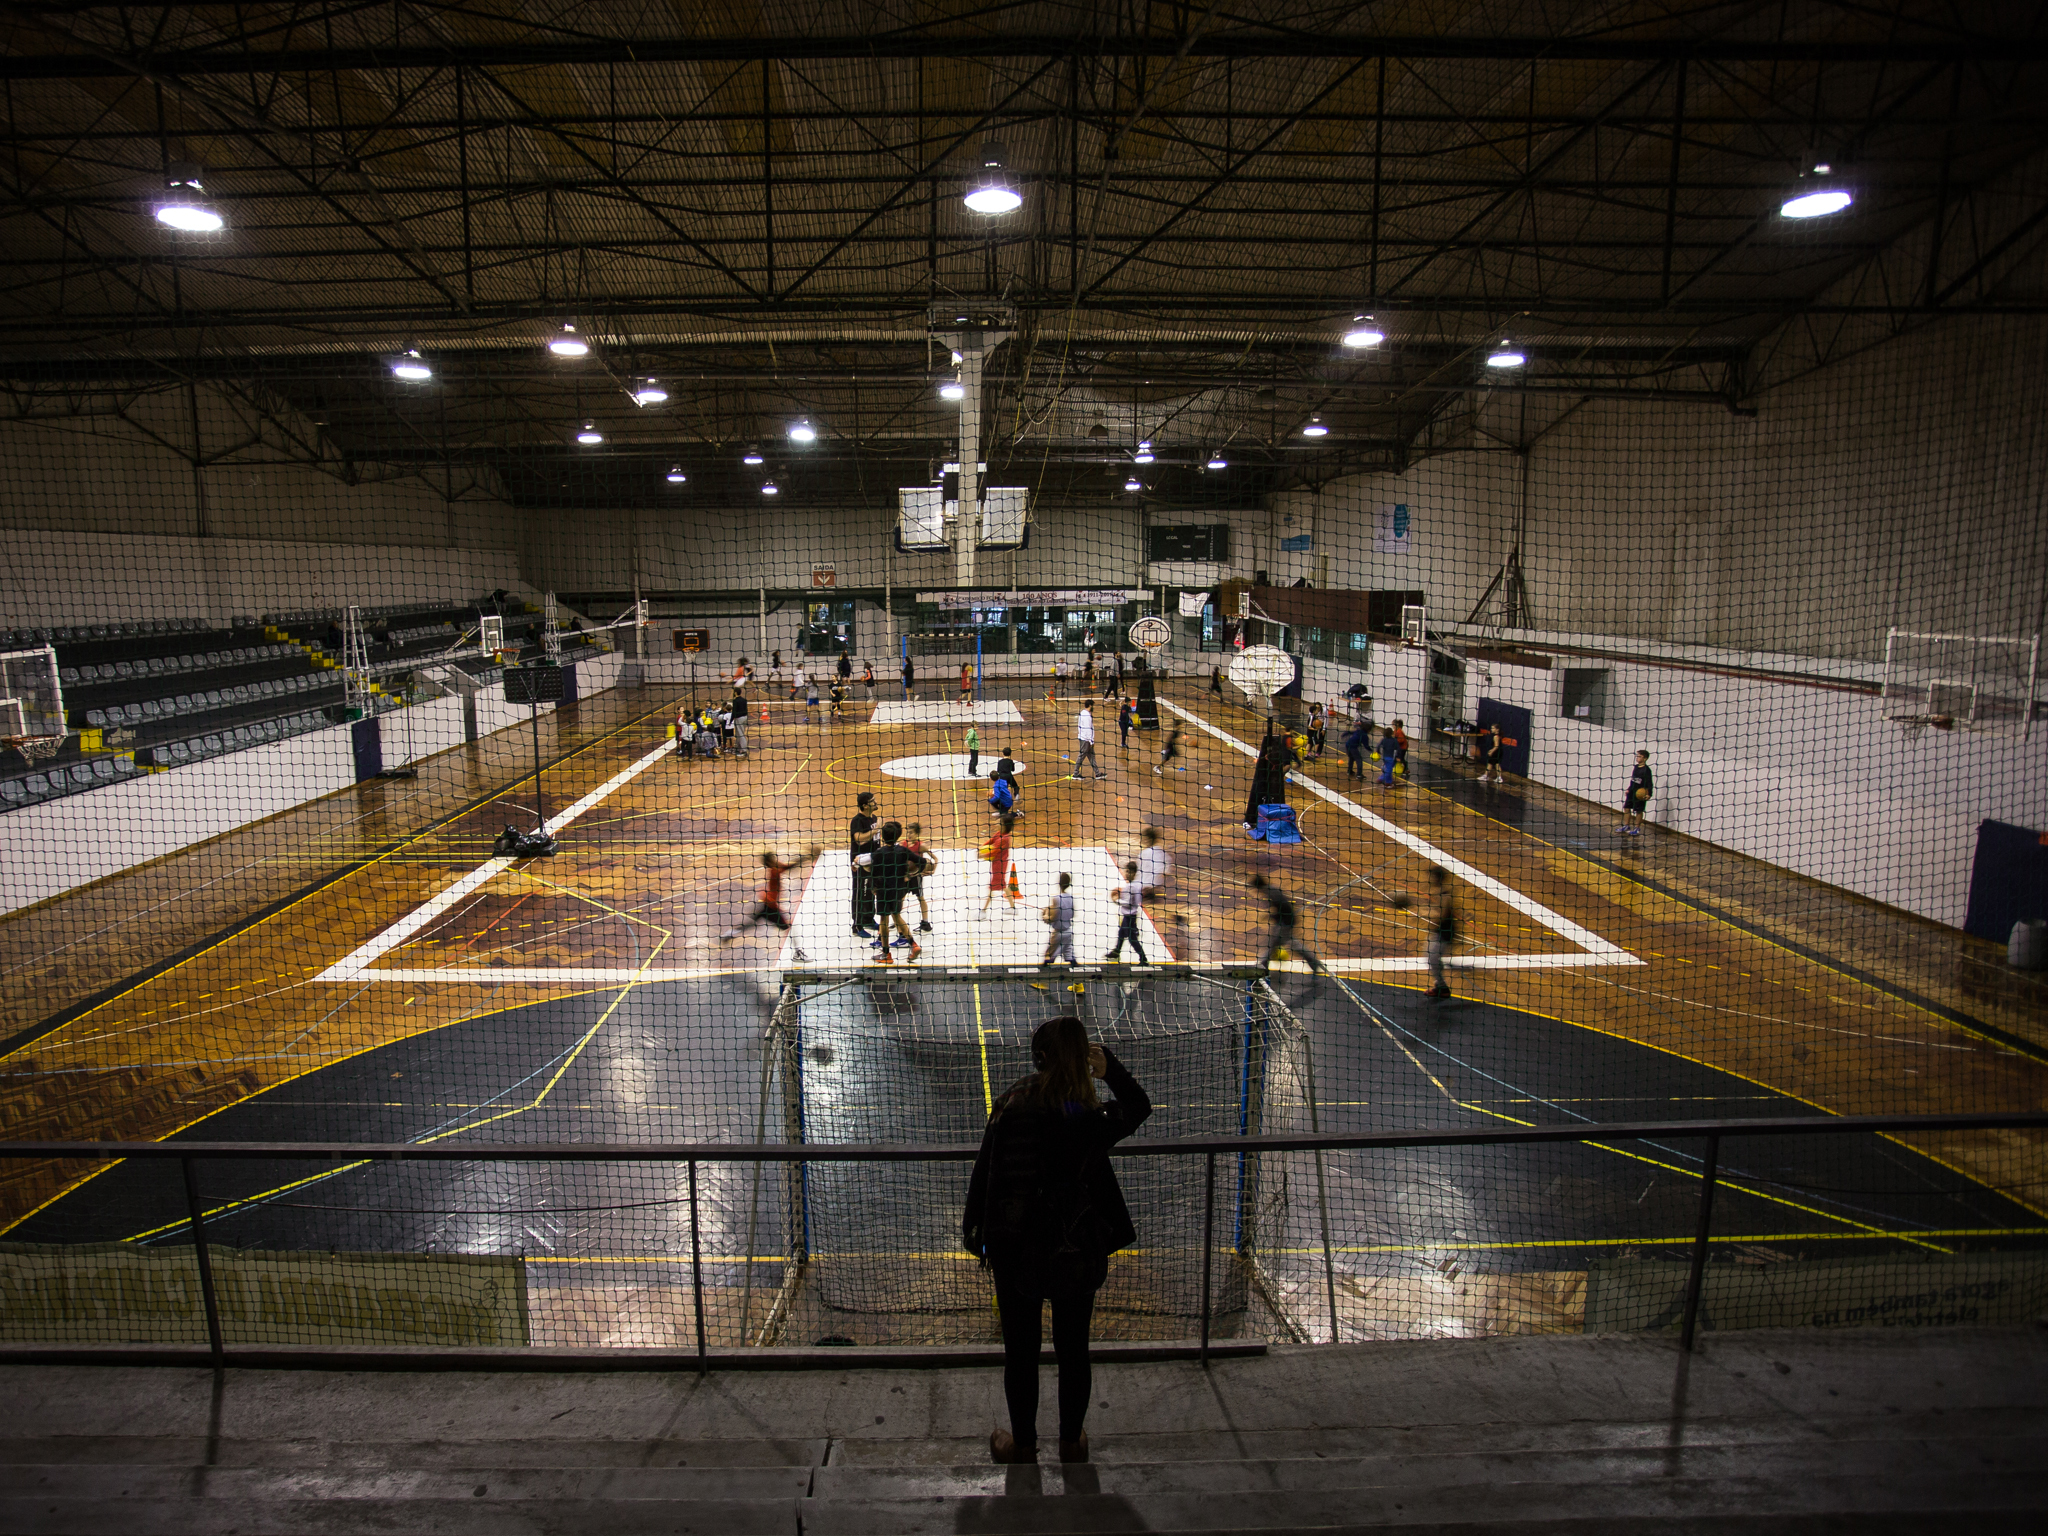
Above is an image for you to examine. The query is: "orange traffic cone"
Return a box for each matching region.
[1006,865,1021,902]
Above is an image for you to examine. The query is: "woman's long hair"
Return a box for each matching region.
[1012,1016,1099,1113]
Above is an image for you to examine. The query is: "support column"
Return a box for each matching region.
[951,335,984,590]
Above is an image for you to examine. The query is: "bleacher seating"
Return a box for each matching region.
[2,598,536,813]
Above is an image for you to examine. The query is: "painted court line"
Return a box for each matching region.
[316,737,678,983]
[1159,700,1642,971]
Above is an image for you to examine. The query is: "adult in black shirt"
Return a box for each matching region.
[965,1017,1151,1465]
[836,650,852,681]
[1427,865,1457,1000]
[729,689,750,756]
[900,656,915,699]
[1248,873,1324,973]
[854,821,923,961]
[849,792,880,936]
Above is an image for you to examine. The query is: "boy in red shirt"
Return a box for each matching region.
[902,821,935,933]
[721,844,820,960]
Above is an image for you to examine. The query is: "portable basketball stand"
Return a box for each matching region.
[499,664,565,857]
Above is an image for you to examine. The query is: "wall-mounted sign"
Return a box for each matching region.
[811,566,837,588]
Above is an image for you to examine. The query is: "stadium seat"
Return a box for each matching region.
[203,690,222,708]
[23,773,52,799]
[59,667,78,685]
[201,734,222,754]
[167,742,191,764]
[146,657,164,673]
[84,708,105,727]
[0,780,25,807]
[67,764,94,789]
[91,759,115,783]
[142,701,164,721]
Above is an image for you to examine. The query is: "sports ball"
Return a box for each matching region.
[1633,787,1650,802]
[1389,892,1413,910]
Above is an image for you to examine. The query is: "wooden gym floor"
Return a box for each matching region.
[2,678,2044,1261]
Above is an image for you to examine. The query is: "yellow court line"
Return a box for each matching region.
[523,1226,2048,1265]
[0,700,681,1066]
[1,980,629,1238]
[119,933,677,1242]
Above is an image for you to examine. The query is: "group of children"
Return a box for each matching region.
[1341,716,1410,787]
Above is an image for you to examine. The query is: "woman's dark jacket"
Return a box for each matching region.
[962,1048,1152,1280]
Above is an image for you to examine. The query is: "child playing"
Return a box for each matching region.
[720,844,820,960]
[1378,722,1400,787]
[1104,861,1148,963]
[965,723,981,778]
[958,661,974,706]
[980,814,1018,916]
[902,822,935,932]
[1392,719,1410,777]
[1041,871,1076,964]
[1154,724,1182,776]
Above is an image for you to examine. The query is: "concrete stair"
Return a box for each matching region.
[2,1327,2043,1532]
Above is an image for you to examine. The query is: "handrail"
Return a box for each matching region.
[4,1109,2042,1374]
[2,1109,2042,1163]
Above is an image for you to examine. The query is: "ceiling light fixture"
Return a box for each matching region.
[742,445,764,465]
[633,380,668,406]
[1133,440,1154,464]
[788,418,817,444]
[575,422,603,445]
[154,163,223,232]
[1300,415,1329,437]
[1781,163,1852,219]
[939,377,967,401]
[1124,477,1143,492]
[549,324,589,358]
[963,142,1023,215]
[761,479,779,496]
[390,349,432,382]
[1207,450,1228,470]
[666,466,687,484]
[1485,341,1526,368]
[1342,315,1385,348]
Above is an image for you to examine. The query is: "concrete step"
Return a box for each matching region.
[6,1462,812,1502]
[0,1435,828,1469]
[826,1407,2048,1465]
[0,1497,798,1535]
[802,1472,2047,1533]
[812,1436,2044,1499]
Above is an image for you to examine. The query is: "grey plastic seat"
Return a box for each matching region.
[167,742,191,764]
[23,773,51,798]
[1,780,25,806]
[199,734,221,753]
[203,690,222,708]
[91,759,115,782]
[68,763,95,788]
[59,667,78,685]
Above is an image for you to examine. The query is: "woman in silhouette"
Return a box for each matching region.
[964,1017,1151,1465]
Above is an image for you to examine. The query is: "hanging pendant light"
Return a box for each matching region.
[549,324,589,358]
[575,422,603,445]
[1781,162,1853,219]
[390,349,432,382]
[154,164,223,232]
[1300,415,1329,437]
[963,143,1023,214]
[1485,341,1525,368]
[1342,315,1384,348]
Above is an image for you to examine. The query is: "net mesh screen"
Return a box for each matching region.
[1,312,2045,1354]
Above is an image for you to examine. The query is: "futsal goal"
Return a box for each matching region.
[738,969,1325,1349]
[1881,628,2041,738]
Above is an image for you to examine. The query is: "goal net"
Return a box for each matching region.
[0,646,64,743]
[1881,629,2042,737]
[752,970,1320,1348]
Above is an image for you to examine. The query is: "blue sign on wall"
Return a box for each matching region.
[1280,534,1314,552]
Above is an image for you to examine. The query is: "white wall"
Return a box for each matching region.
[0,651,626,916]
[1293,635,2048,932]
[0,528,524,629]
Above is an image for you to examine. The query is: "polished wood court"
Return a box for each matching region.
[2,680,2044,1237]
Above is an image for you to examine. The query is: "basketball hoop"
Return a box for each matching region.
[7,734,61,765]
[1128,615,1171,653]
[1227,643,1294,699]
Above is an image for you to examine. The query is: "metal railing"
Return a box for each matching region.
[3,1109,2043,1373]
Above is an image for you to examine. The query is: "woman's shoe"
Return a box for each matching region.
[989,1428,1036,1463]
[1058,1432,1089,1463]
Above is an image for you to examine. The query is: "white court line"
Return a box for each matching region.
[316,736,679,983]
[1159,700,1642,970]
[869,700,1024,726]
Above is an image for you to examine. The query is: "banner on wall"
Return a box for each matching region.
[1374,503,1415,553]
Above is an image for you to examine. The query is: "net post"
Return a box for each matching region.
[1199,1150,1216,1368]
[180,1156,225,1370]
[689,1158,707,1374]
[1679,1133,1721,1353]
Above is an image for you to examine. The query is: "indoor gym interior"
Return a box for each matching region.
[0,3,2045,1369]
